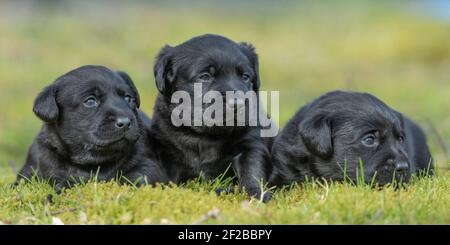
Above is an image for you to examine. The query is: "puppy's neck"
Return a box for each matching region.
[38,123,69,157]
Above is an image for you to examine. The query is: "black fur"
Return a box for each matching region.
[148,34,272,202]
[16,65,168,192]
[270,90,433,186]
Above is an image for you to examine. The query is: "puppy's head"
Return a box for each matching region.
[33,65,142,165]
[299,91,411,185]
[154,34,260,134]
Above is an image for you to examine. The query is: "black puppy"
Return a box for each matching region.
[270,90,433,186]
[16,65,167,192]
[148,34,272,202]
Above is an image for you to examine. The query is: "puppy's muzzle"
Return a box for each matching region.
[225,98,245,113]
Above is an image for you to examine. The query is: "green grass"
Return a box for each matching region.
[3,173,449,224]
[0,1,449,224]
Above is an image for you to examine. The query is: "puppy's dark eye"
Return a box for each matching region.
[198,73,213,82]
[398,136,405,144]
[124,94,133,103]
[83,96,98,108]
[362,133,378,147]
[124,94,137,108]
[242,73,251,83]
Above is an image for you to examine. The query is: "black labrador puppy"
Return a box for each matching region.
[148,34,272,202]
[16,65,168,192]
[270,90,433,186]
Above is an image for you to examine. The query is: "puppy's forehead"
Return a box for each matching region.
[174,36,249,69]
[317,91,403,131]
[55,66,128,94]
[178,34,240,52]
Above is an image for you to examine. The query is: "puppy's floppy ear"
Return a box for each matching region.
[116,70,141,108]
[33,84,59,123]
[154,45,175,96]
[239,42,260,91]
[298,111,333,159]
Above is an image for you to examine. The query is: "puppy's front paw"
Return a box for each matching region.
[261,191,273,203]
[47,194,54,203]
[13,176,28,187]
[13,180,20,187]
[122,175,148,187]
[215,186,235,196]
[54,181,70,195]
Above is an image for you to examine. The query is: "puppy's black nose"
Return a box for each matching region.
[115,117,131,129]
[226,98,245,112]
[395,161,409,175]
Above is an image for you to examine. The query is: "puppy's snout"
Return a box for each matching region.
[225,98,245,112]
[395,161,409,175]
[115,117,131,130]
[387,159,409,175]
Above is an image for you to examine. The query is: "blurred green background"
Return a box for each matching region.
[1,0,449,183]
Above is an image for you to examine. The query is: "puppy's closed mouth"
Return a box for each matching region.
[87,132,132,147]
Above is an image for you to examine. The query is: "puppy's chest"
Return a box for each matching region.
[55,161,123,181]
[183,140,232,177]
